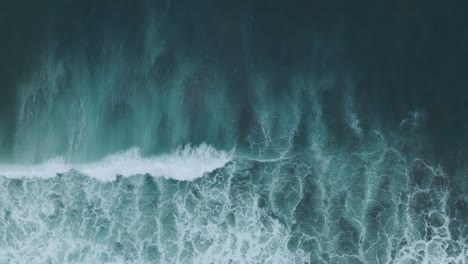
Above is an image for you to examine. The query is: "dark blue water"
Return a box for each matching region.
[0,1,467,263]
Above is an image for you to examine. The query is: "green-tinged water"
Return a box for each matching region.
[1,0,468,263]
[1,135,467,263]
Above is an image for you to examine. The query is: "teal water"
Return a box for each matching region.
[0,1,467,263]
[1,138,467,263]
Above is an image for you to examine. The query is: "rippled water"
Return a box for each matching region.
[0,1,467,263]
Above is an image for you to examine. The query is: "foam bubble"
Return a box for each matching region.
[0,143,232,181]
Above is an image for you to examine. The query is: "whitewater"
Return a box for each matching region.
[1,1,467,263]
[0,144,231,181]
[1,140,467,263]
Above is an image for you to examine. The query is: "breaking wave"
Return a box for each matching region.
[0,144,232,181]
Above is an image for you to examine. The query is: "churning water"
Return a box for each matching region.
[0,1,467,263]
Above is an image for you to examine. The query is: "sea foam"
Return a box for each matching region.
[0,143,232,181]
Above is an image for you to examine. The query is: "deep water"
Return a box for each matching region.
[0,1,467,263]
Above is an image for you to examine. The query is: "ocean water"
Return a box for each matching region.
[0,1,467,263]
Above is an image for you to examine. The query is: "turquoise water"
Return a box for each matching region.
[1,139,467,263]
[0,1,467,263]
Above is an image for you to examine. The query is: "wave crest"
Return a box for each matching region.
[0,143,232,181]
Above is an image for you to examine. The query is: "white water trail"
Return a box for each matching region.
[0,143,232,181]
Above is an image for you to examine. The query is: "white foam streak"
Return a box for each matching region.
[0,144,231,181]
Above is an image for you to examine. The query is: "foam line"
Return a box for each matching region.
[0,144,231,181]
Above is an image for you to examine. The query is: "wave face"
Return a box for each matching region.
[1,0,468,263]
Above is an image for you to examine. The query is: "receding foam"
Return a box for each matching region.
[0,143,232,181]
